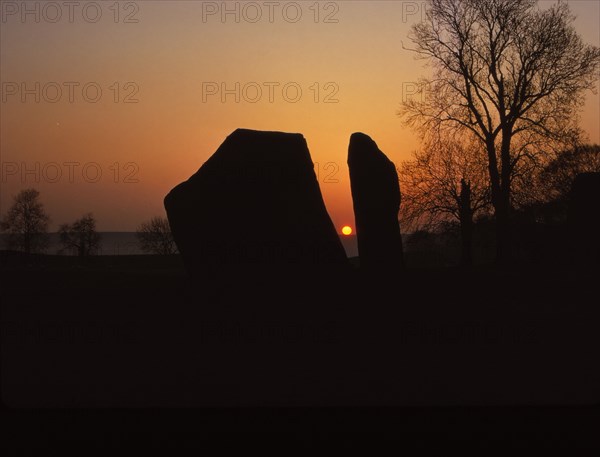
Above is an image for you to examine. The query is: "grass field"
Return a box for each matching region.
[2,251,598,409]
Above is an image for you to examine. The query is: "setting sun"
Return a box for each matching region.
[341,226,353,236]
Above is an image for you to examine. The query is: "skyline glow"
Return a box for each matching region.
[1,1,599,231]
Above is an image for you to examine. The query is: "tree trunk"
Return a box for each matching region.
[496,129,513,264]
[24,233,31,255]
[79,233,86,257]
[459,179,473,266]
[485,132,513,265]
[494,192,511,264]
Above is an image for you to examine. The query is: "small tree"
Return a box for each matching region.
[1,188,50,254]
[136,216,177,255]
[398,135,491,265]
[520,144,600,224]
[59,213,102,257]
[539,144,600,203]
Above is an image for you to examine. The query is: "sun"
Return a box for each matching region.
[341,225,353,236]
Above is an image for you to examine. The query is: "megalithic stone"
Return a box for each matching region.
[348,132,404,269]
[164,128,347,275]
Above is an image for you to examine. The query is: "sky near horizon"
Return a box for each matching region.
[1,0,599,232]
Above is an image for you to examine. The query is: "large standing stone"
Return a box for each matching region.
[348,132,404,268]
[568,172,600,265]
[164,129,347,275]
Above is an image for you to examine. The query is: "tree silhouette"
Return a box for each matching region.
[136,216,177,255]
[518,144,600,224]
[1,188,50,254]
[400,0,600,262]
[58,214,102,257]
[539,144,600,204]
[398,135,490,265]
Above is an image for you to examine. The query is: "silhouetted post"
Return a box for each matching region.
[348,132,404,270]
[459,178,473,266]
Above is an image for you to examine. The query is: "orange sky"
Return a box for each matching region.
[1,0,599,232]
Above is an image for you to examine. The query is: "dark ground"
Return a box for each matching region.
[1,252,598,451]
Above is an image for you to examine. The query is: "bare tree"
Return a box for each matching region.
[400,0,600,262]
[1,188,50,254]
[59,213,102,257]
[399,135,491,265]
[136,216,177,255]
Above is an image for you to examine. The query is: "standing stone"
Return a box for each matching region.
[164,128,347,276]
[348,132,404,268]
[568,172,600,265]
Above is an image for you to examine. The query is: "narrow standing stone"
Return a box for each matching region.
[348,132,404,269]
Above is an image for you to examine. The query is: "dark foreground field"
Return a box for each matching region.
[2,252,599,448]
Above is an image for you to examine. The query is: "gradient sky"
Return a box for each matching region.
[1,0,599,232]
